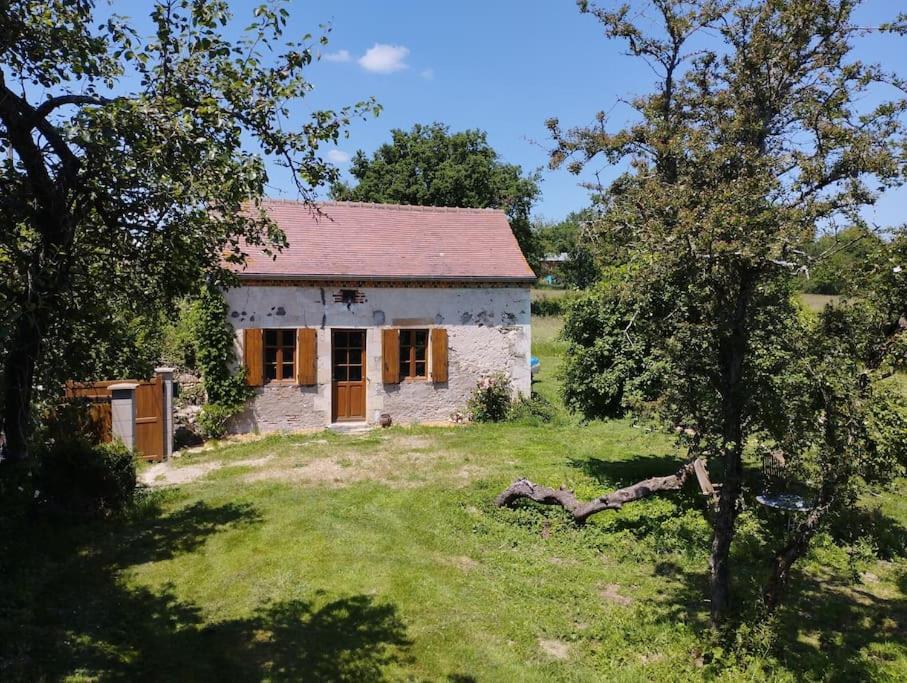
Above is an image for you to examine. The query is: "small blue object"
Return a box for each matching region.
[756,493,813,512]
[530,356,540,377]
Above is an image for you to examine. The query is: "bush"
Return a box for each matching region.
[467,373,513,422]
[37,438,136,518]
[531,296,566,317]
[561,283,658,419]
[508,392,556,424]
[196,402,241,440]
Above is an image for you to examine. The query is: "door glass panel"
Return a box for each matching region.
[333,348,347,365]
[348,365,362,381]
[334,365,347,382]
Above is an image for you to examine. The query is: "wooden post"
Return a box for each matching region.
[155,367,175,460]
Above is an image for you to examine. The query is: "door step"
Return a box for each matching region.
[327,422,373,435]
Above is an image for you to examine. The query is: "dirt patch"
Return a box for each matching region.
[244,441,486,489]
[599,583,633,606]
[141,455,273,487]
[538,638,571,660]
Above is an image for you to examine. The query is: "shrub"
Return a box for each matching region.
[467,373,513,422]
[561,283,658,419]
[196,402,241,440]
[508,392,556,424]
[531,296,566,317]
[37,438,136,518]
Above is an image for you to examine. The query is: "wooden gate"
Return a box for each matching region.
[65,377,167,461]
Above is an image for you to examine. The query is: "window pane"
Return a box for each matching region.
[400,359,411,378]
[414,344,426,362]
[266,363,277,380]
[415,330,427,346]
[415,361,426,377]
[265,348,277,364]
[348,365,362,381]
[282,362,294,379]
[400,330,412,347]
[265,329,278,346]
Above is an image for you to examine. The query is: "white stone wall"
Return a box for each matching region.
[225,284,531,432]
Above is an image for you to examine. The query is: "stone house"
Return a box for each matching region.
[226,200,534,431]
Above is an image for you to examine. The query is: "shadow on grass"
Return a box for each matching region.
[548,453,907,678]
[0,495,411,681]
[772,568,907,681]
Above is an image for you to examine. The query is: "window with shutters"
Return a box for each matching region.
[399,329,428,379]
[264,329,296,381]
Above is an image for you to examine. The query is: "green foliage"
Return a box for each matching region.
[466,373,513,422]
[36,439,136,519]
[561,283,657,419]
[801,227,883,295]
[160,298,202,372]
[194,287,248,407]
[533,210,605,289]
[507,392,556,424]
[0,0,377,455]
[196,403,239,440]
[330,122,541,264]
[550,0,907,620]
[193,287,250,434]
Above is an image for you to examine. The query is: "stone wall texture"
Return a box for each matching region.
[225,284,531,432]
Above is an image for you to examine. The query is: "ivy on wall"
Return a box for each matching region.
[193,286,251,438]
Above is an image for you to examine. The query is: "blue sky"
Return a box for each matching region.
[117,0,905,226]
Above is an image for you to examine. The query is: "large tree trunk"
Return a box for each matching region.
[1,310,46,462]
[709,447,742,623]
[495,458,701,523]
[709,271,755,625]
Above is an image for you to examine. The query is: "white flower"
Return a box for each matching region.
[893,266,902,274]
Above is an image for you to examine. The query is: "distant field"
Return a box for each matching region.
[531,287,571,301]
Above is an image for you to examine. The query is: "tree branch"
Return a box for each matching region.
[32,94,111,120]
[495,457,702,523]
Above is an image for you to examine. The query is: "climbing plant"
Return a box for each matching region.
[193,287,250,438]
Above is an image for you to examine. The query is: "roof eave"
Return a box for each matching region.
[235,272,537,284]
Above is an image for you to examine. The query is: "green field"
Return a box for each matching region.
[2,314,905,681]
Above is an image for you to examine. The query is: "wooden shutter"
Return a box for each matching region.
[296,328,317,386]
[243,328,264,386]
[382,328,400,384]
[431,328,449,383]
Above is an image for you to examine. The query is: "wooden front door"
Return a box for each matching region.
[332,329,366,422]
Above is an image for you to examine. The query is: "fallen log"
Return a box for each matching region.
[495,458,702,524]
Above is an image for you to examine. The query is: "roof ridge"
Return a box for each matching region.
[261,197,504,215]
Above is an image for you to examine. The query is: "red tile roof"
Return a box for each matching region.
[234,199,536,282]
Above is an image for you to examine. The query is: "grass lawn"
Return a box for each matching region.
[2,315,906,681]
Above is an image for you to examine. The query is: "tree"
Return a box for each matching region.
[534,209,605,289]
[331,123,541,264]
[0,0,377,460]
[801,225,884,295]
[498,0,907,626]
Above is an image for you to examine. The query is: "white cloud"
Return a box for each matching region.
[327,149,351,164]
[420,68,434,81]
[323,49,351,63]
[358,43,410,74]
